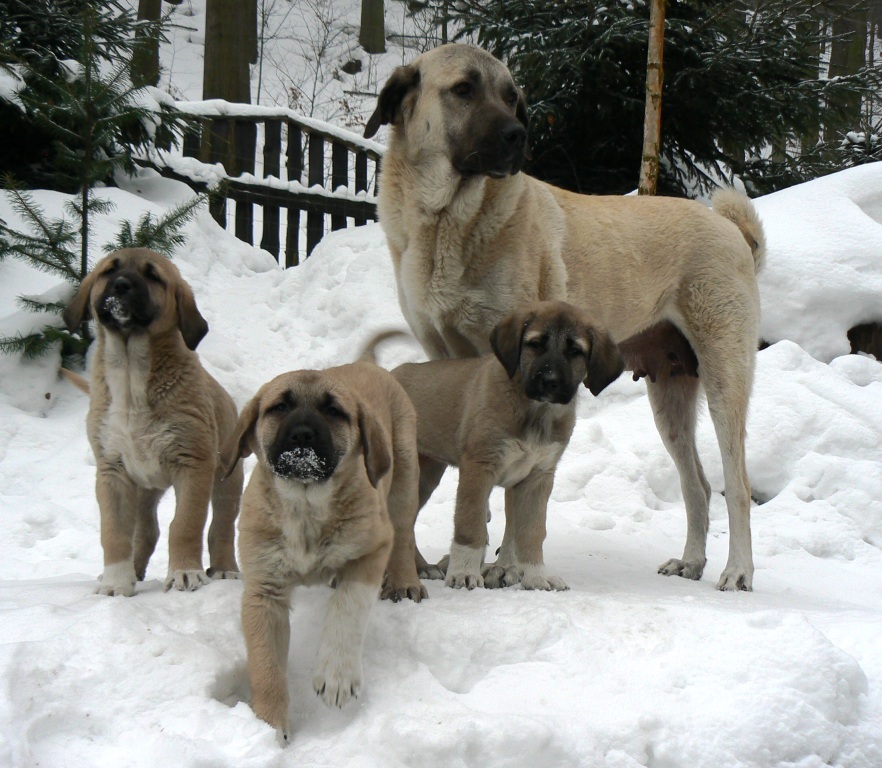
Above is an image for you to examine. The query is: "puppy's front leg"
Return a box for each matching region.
[95,462,139,596]
[509,469,568,591]
[314,541,389,708]
[242,581,292,744]
[446,458,494,589]
[167,467,213,591]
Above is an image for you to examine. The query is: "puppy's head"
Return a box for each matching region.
[222,371,391,489]
[490,301,624,403]
[364,43,530,179]
[63,248,208,350]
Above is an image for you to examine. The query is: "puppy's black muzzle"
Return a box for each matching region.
[268,411,338,483]
[525,355,580,405]
[96,271,156,331]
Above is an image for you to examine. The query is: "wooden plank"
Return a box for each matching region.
[307,134,325,256]
[261,119,282,260]
[331,142,348,231]
[286,123,303,267]
[234,119,256,244]
[354,150,368,226]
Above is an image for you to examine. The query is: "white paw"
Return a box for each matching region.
[520,564,569,591]
[313,652,362,709]
[658,557,706,580]
[164,568,211,592]
[96,562,136,597]
[444,543,484,590]
[716,564,753,592]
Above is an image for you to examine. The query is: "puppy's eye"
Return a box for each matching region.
[268,401,289,414]
[325,404,345,418]
[102,259,119,276]
[143,265,164,284]
[525,337,545,349]
[565,346,584,358]
[452,81,473,99]
[505,90,518,107]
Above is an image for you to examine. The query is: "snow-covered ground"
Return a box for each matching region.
[1,159,881,766]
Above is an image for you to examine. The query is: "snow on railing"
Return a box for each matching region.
[141,94,384,267]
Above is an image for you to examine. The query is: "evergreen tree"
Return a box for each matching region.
[0,187,205,366]
[449,0,882,196]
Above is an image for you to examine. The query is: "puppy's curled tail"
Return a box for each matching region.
[711,187,766,274]
[357,329,412,365]
[60,367,90,394]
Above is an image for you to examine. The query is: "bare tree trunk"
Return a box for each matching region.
[204,0,255,102]
[638,0,665,196]
[131,0,162,87]
[360,0,385,54]
[825,4,867,140]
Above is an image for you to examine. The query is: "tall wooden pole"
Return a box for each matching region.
[638,0,665,196]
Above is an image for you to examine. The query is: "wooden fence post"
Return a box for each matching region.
[286,122,303,267]
[261,119,282,260]
[307,135,325,256]
[331,142,349,231]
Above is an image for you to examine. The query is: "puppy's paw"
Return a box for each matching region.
[445,571,484,590]
[276,727,291,748]
[482,563,520,589]
[313,654,362,709]
[164,568,211,592]
[444,544,484,590]
[658,557,706,581]
[207,567,241,580]
[520,564,569,592]
[715,564,753,592]
[380,582,428,603]
[95,562,137,597]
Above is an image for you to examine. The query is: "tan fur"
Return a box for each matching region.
[225,365,419,743]
[64,248,243,596]
[367,43,766,591]
[363,302,622,592]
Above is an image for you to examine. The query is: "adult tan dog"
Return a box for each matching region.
[64,248,243,596]
[365,43,766,591]
[221,364,419,743]
[364,301,622,593]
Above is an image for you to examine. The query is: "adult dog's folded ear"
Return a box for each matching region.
[490,309,533,379]
[364,64,421,139]
[63,269,100,332]
[585,329,624,396]
[358,405,392,488]
[515,87,532,161]
[176,282,209,351]
[222,394,260,479]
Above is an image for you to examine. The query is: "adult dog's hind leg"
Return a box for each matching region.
[649,374,711,582]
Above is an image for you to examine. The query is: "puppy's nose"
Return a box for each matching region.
[501,122,526,148]
[540,370,560,393]
[112,276,132,296]
[285,423,316,447]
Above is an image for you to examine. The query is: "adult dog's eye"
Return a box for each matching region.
[452,81,473,99]
[505,90,518,107]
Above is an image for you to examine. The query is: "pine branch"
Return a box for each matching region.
[103,194,206,257]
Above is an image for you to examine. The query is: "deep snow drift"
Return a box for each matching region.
[0,164,881,767]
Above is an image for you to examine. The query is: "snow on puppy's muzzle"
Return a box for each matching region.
[267,411,339,483]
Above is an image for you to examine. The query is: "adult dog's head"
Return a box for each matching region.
[364,43,529,179]
[490,301,624,403]
[63,248,208,350]
[223,371,392,489]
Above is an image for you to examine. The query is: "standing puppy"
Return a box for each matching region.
[223,364,420,743]
[366,302,623,592]
[366,43,766,590]
[64,248,243,596]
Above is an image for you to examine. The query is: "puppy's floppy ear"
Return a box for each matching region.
[358,405,391,488]
[364,64,420,139]
[490,309,533,379]
[221,394,260,479]
[175,281,209,351]
[63,268,100,332]
[585,327,624,396]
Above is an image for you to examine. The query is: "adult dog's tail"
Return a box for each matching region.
[60,367,90,394]
[357,329,412,364]
[711,188,766,273]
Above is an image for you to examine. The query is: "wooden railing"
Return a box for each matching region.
[143,101,383,267]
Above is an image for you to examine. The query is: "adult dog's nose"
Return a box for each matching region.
[501,122,526,149]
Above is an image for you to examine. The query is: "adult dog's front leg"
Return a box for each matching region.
[242,582,292,744]
[95,462,139,596]
[446,458,494,589]
[314,542,389,708]
[166,466,214,591]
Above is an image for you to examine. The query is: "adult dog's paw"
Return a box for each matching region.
[520,564,569,591]
[95,563,137,597]
[658,557,706,581]
[716,565,753,592]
